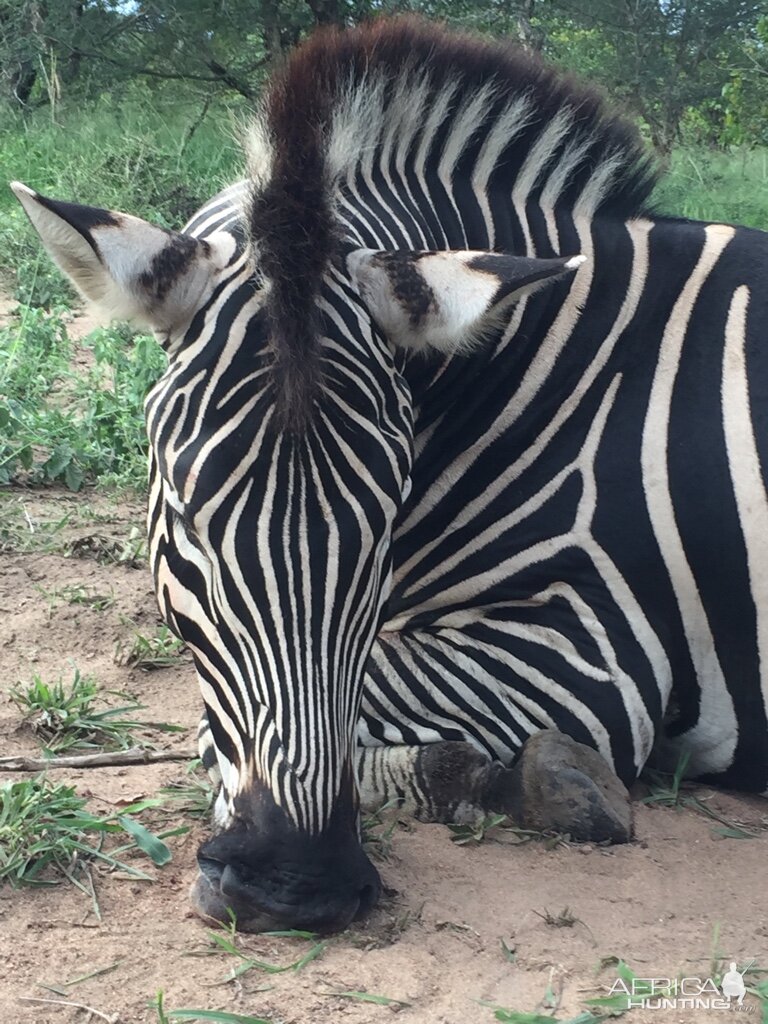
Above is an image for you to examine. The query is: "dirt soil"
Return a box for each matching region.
[1,471,767,1023]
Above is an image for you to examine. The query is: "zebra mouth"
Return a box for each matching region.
[191,854,379,933]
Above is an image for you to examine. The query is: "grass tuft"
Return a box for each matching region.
[361,798,405,861]
[10,668,182,752]
[116,625,187,670]
[448,812,509,845]
[642,753,766,839]
[36,582,115,612]
[159,770,215,819]
[0,776,170,895]
[323,990,412,1008]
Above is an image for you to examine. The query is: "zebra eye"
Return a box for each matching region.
[171,509,210,559]
[168,502,200,541]
[172,506,193,532]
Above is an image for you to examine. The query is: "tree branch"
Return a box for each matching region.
[0,747,196,772]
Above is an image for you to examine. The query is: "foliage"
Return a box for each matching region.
[545,0,768,156]
[0,88,242,305]
[188,913,327,984]
[36,583,115,611]
[115,625,188,670]
[1,1,767,160]
[448,812,509,844]
[653,146,768,229]
[151,993,272,1024]
[0,776,170,890]
[0,1,766,513]
[9,667,182,752]
[159,767,215,818]
[0,312,166,490]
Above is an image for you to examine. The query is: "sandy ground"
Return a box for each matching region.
[0,308,766,1022]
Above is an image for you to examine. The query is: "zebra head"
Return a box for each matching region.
[11,21,589,934]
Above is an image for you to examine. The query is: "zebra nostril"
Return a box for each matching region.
[197,856,225,887]
[356,882,377,917]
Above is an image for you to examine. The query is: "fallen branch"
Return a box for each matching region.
[0,747,196,772]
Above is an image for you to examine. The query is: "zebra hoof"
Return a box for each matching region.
[490,730,632,843]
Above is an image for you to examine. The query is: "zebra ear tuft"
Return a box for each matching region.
[348,248,585,353]
[10,182,233,345]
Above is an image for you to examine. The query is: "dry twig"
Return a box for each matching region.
[18,995,119,1022]
[0,747,195,772]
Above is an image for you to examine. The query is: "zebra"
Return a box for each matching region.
[13,16,768,934]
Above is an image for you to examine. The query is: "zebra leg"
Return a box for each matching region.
[357,730,632,842]
[356,741,495,825]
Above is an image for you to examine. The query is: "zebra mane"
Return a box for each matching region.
[246,16,658,430]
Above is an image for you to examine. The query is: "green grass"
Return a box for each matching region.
[489,954,768,1022]
[654,147,768,230]
[489,1009,597,1023]
[641,753,766,839]
[68,525,148,565]
[10,668,182,752]
[0,494,141,553]
[446,813,561,847]
[0,313,166,490]
[0,497,72,553]
[0,777,172,897]
[115,625,187,670]
[1,95,767,513]
[323,990,412,1007]
[159,768,215,819]
[0,89,242,306]
[447,812,509,845]
[151,993,272,1024]
[36,583,115,612]
[186,912,326,984]
[361,798,404,861]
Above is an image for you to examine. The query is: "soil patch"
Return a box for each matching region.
[1,489,767,1024]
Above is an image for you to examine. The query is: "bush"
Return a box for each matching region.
[0,312,166,490]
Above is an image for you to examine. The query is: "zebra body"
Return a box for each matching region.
[178,171,768,800]
[13,17,768,932]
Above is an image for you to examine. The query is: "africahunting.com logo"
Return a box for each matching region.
[608,962,751,1012]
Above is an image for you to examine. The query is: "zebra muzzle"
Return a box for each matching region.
[191,788,381,933]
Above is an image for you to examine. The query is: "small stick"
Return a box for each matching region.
[0,747,196,772]
[22,504,35,533]
[18,995,118,1022]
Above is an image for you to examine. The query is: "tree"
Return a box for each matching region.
[547,0,768,156]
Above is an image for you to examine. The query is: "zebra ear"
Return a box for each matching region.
[10,182,233,344]
[348,248,585,353]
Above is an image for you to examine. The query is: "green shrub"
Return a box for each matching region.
[0,313,166,490]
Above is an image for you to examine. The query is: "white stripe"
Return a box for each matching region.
[641,223,738,775]
[721,285,768,734]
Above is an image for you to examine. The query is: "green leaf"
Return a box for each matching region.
[117,816,171,866]
[501,938,517,962]
[18,444,33,470]
[64,461,84,492]
[117,797,167,814]
[44,444,73,480]
[292,941,326,972]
